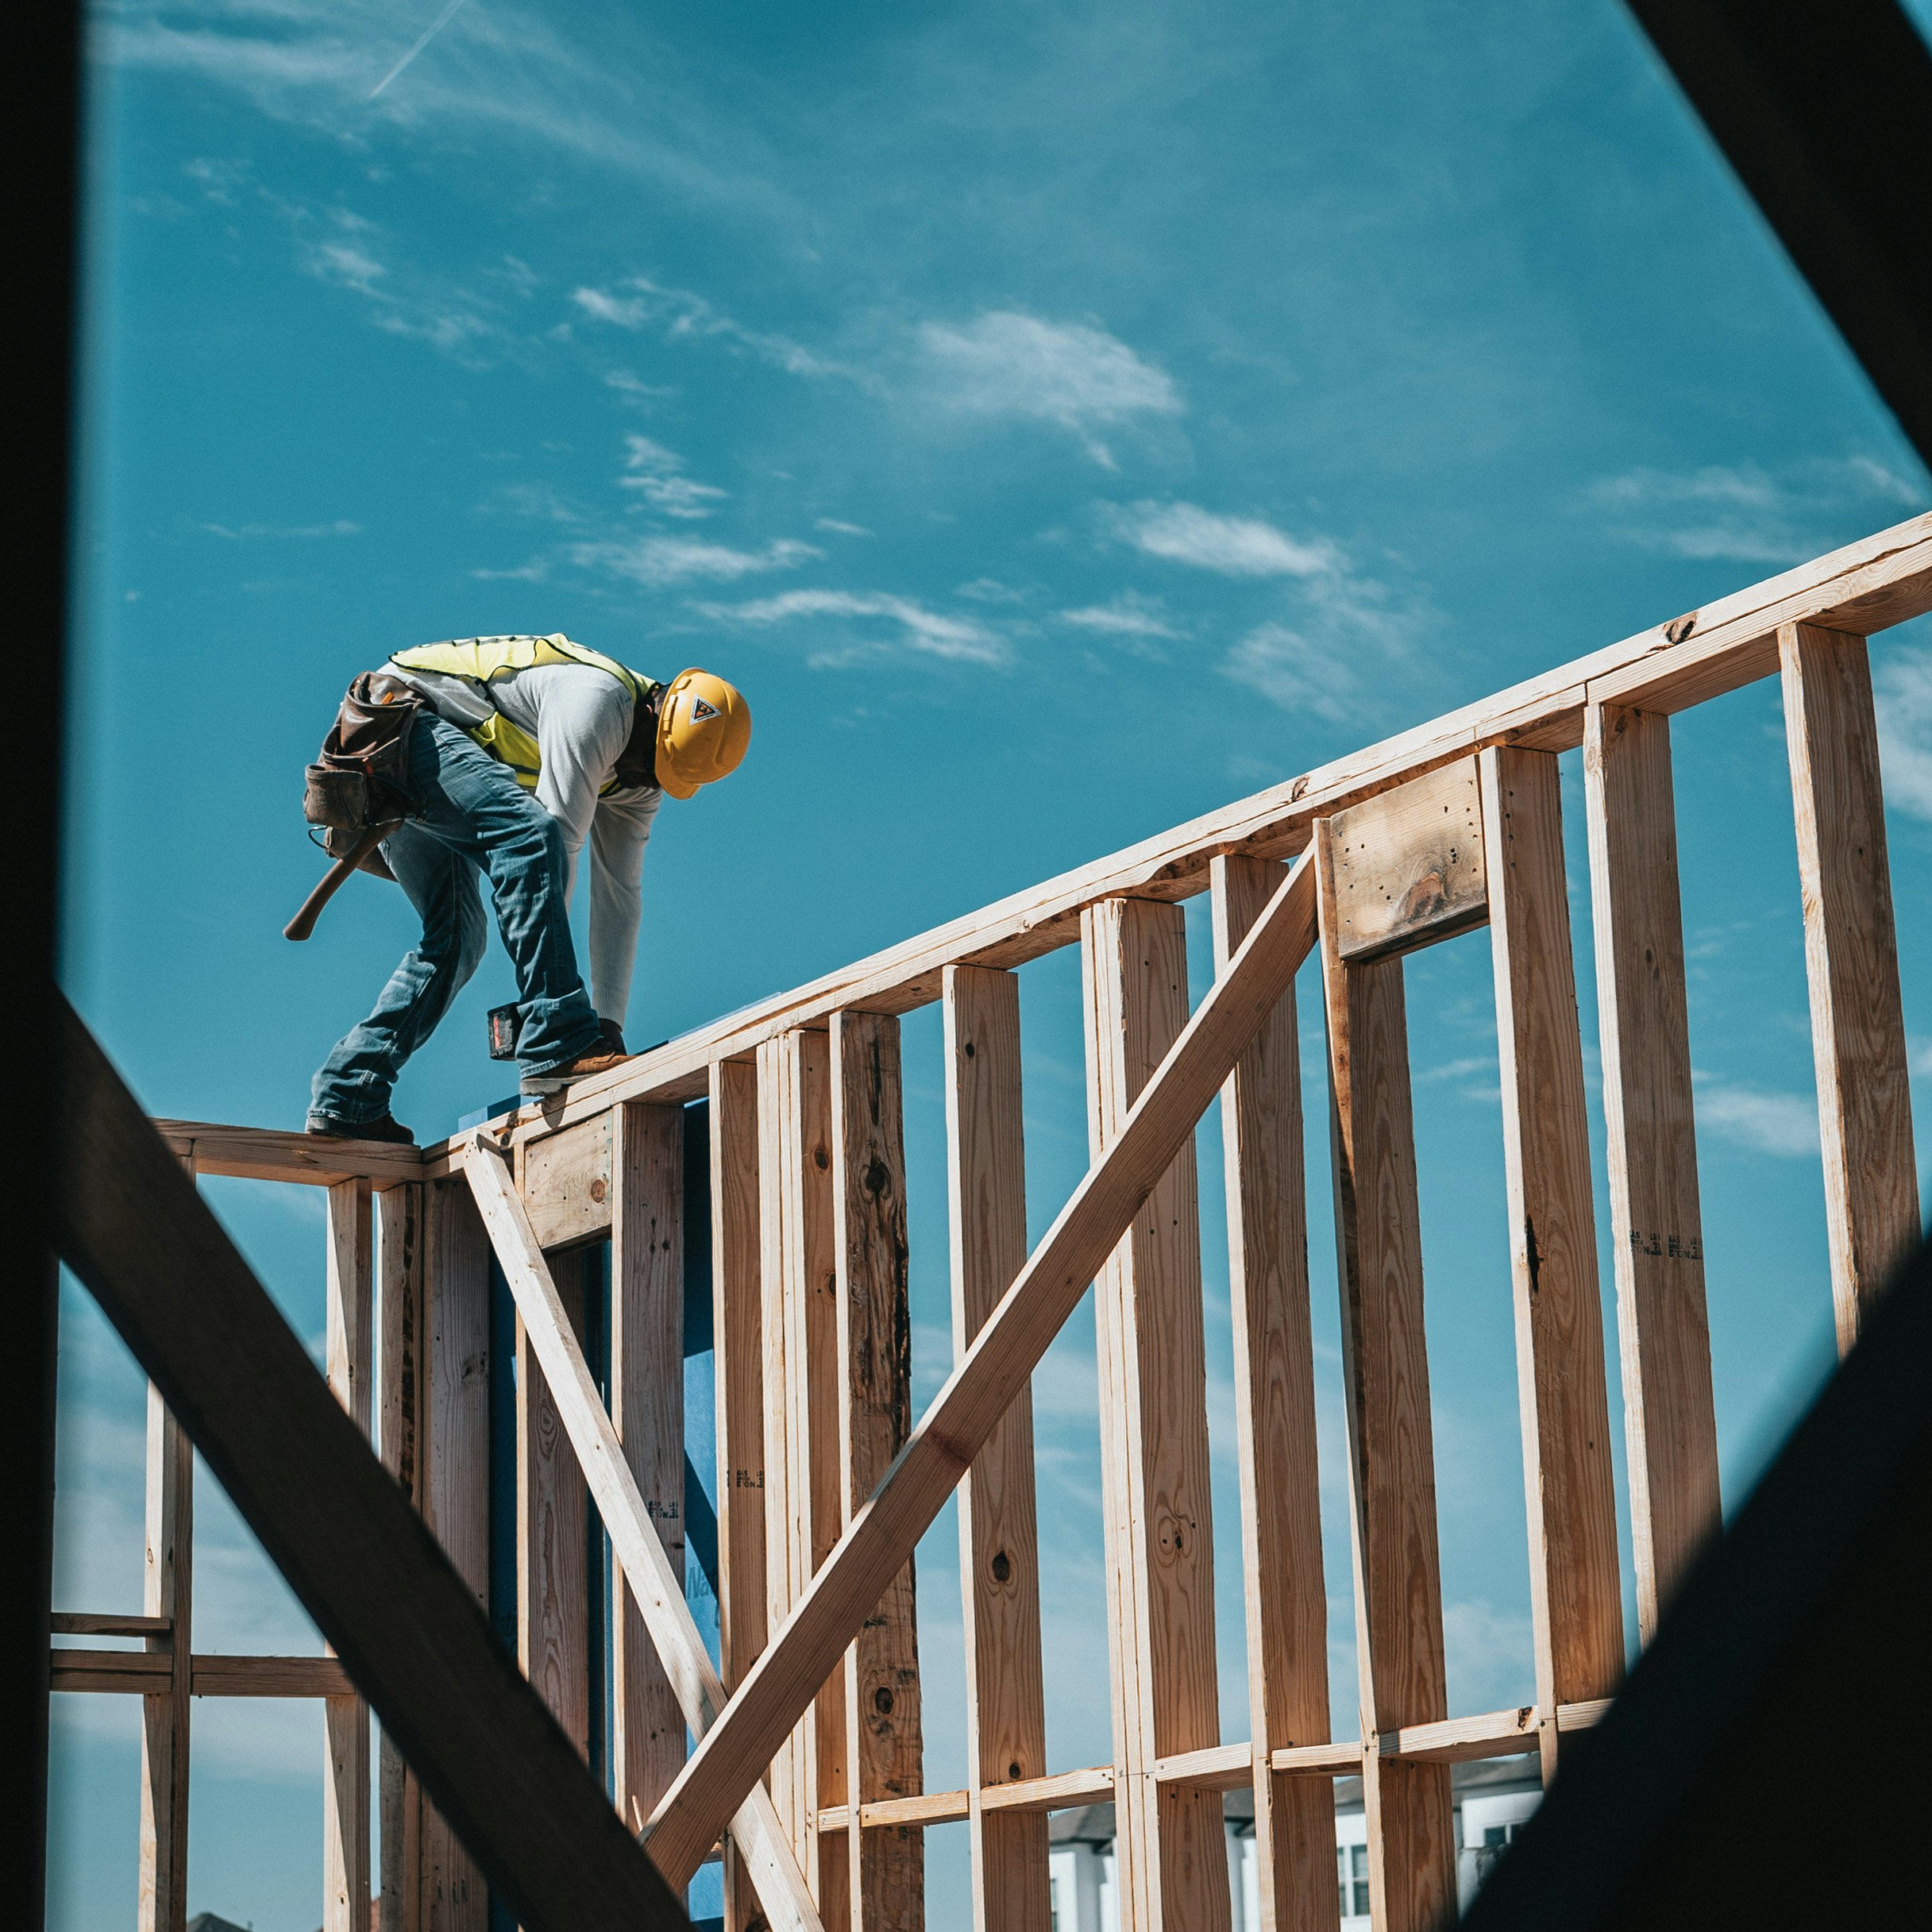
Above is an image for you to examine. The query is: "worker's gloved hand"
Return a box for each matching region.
[598,1017,627,1056]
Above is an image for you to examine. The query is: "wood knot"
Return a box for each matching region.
[1664,611,1698,645]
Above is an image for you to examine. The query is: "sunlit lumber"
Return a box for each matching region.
[643,850,1317,1887]
[458,1134,827,1932]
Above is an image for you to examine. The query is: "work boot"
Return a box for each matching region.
[306,1109,416,1145]
[520,1046,631,1098]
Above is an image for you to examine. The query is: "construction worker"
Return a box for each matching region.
[306,635,749,1143]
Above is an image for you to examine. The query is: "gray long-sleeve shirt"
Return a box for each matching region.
[392,658,661,1026]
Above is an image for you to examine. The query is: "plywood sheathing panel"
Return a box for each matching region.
[1325,758,1487,963]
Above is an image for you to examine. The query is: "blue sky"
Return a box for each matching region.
[54,2,1932,1927]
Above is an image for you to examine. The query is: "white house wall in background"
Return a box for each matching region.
[1044,1763,1545,1932]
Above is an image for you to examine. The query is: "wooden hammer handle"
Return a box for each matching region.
[283,823,395,942]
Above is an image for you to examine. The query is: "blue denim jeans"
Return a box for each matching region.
[308,716,603,1126]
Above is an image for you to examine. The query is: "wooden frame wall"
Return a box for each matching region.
[56,514,1932,1932]
[943,965,1050,1932]
[1082,897,1228,1932]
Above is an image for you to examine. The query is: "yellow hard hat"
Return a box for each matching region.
[655,669,751,800]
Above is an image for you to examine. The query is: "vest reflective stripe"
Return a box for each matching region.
[388,634,653,793]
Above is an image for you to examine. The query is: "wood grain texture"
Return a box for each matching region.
[519,1247,591,1759]
[422,1176,491,1932]
[1384,1706,1539,1764]
[1268,1741,1365,1777]
[325,1179,375,1932]
[1151,1741,1251,1791]
[818,1788,972,1830]
[1780,623,1919,1354]
[1479,749,1625,1783]
[611,1104,687,1832]
[424,515,1932,1143]
[51,1649,167,1695]
[1315,823,1455,1932]
[1083,897,1230,1932]
[710,1059,769,1932]
[943,966,1050,1932]
[56,1001,687,1932]
[199,1656,357,1695]
[758,1032,851,1927]
[138,1377,191,1932]
[522,1113,615,1251]
[319,1687,367,1915]
[1210,856,1338,1932]
[49,1611,170,1637]
[50,1652,359,1696]
[646,853,1317,1884]
[153,1119,424,1189]
[458,1136,827,1932]
[830,1011,924,1931]
[376,1183,426,1932]
[758,1038,810,1872]
[1583,704,1721,1641]
[713,1060,769,1687]
[976,1765,1115,1812]
[1325,759,1487,963]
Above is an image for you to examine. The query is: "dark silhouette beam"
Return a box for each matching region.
[1463,1230,1932,1930]
[1625,0,1932,469]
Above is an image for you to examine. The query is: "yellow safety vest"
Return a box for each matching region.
[388,634,655,793]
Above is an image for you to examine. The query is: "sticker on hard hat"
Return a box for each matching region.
[692,696,721,721]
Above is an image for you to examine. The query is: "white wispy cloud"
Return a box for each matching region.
[1058,592,1182,640]
[1441,1599,1537,1714]
[1416,1054,1494,1084]
[109,8,372,100]
[957,577,1028,604]
[1587,456,1923,565]
[106,2,787,216]
[1108,500,1339,577]
[481,480,582,524]
[919,311,1180,467]
[1221,620,1361,721]
[571,534,819,587]
[306,236,385,296]
[697,588,1007,667]
[182,154,249,203]
[1695,1076,1819,1158]
[202,519,362,540]
[299,213,494,358]
[573,276,847,380]
[1207,540,1430,723]
[815,517,873,538]
[604,368,680,404]
[619,434,727,519]
[1873,645,1932,821]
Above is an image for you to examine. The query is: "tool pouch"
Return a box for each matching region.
[303,671,426,854]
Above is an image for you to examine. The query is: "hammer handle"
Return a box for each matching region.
[283,823,395,942]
